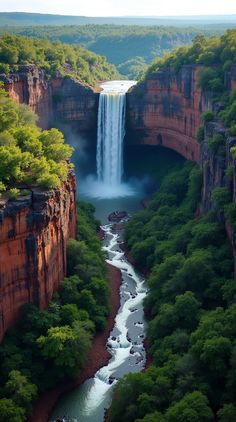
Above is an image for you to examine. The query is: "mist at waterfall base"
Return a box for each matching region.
[68,80,153,222]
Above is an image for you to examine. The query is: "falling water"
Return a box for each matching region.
[96,81,137,187]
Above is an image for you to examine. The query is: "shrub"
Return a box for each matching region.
[225,165,234,179]
[229,124,236,136]
[207,134,225,153]
[8,188,20,200]
[197,126,205,143]
[230,146,236,159]
[37,173,61,189]
[198,67,220,91]
[202,111,214,123]
[224,202,236,228]
[0,63,10,74]
[212,187,231,209]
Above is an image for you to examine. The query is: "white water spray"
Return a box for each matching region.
[96,81,136,187]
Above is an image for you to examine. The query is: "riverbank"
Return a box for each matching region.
[28,263,121,422]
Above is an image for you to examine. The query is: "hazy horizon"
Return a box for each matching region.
[0,0,236,18]
[1,12,236,18]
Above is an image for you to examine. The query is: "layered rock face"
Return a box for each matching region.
[0,65,98,132]
[0,173,77,341]
[200,122,236,272]
[1,65,52,129]
[126,65,212,163]
[52,77,99,132]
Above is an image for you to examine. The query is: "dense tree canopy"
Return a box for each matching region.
[0,34,119,85]
[110,162,235,422]
[145,30,236,77]
[0,25,231,79]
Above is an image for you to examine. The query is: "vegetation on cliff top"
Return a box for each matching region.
[0,34,119,85]
[0,25,233,79]
[0,85,74,197]
[145,29,236,78]
[110,163,236,422]
[0,202,109,421]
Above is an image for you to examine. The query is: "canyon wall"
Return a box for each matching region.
[126,64,236,272]
[1,63,236,287]
[0,173,77,341]
[126,65,212,163]
[0,65,98,132]
[52,76,99,132]
[1,65,52,129]
[200,121,236,272]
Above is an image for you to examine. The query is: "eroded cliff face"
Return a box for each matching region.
[0,65,98,132]
[1,65,52,129]
[52,77,99,132]
[200,121,236,272]
[126,65,212,162]
[0,173,77,341]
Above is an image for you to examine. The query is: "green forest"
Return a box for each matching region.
[0,202,109,421]
[145,30,236,84]
[110,162,236,422]
[0,25,234,79]
[0,34,119,85]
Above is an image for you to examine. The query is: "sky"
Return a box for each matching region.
[0,0,236,17]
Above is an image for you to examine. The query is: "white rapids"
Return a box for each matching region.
[51,220,147,422]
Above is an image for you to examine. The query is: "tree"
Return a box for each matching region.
[0,398,25,422]
[60,303,81,326]
[165,391,214,422]
[37,322,91,376]
[200,336,232,372]
[5,370,37,412]
[218,404,236,421]
[136,412,166,422]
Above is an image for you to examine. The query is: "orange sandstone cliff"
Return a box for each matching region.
[126,65,212,163]
[0,173,77,341]
[0,65,99,132]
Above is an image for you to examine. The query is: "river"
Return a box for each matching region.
[51,217,147,422]
[51,80,184,421]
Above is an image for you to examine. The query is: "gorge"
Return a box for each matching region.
[1,29,236,422]
[1,58,236,340]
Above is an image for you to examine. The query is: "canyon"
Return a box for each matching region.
[1,62,236,339]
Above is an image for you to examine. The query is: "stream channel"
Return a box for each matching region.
[51,217,147,422]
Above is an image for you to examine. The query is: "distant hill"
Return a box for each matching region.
[0,12,236,27]
[1,12,236,79]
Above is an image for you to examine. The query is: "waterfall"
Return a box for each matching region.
[97,92,126,186]
[79,81,137,199]
[96,81,136,188]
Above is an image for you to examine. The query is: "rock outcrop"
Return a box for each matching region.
[52,76,99,132]
[126,65,212,162]
[0,173,77,341]
[0,65,98,132]
[1,65,52,129]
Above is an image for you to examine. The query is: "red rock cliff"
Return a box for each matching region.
[1,65,52,129]
[0,65,98,132]
[126,65,212,162]
[0,173,77,341]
